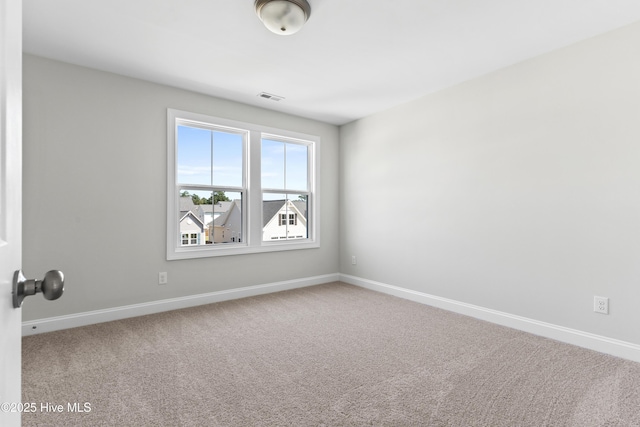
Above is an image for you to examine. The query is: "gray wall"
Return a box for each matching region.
[340,21,640,345]
[22,54,340,321]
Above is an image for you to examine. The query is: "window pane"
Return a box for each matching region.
[178,189,212,246]
[287,194,308,239]
[261,139,285,189]
[286,143,308,191]
[212,191,243,244]
[262,193,308,241]
[213,131,243,187]
[177,125,212,185]
[263,194,285,241]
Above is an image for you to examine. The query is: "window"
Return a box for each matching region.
[279,213,297,226]
[167,109,319,259]
[181,233,200,246]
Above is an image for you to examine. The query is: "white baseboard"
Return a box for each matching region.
[22,273,340,336]
[340,274,640,363]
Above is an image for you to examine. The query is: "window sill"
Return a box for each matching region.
[167,240,320,260]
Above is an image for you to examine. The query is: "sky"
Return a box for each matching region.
[177,125,309,201]
[177,125,243,187]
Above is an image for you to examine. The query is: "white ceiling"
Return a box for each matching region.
[23,0,640,125]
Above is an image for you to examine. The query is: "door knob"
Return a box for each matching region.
[12,270,64,308]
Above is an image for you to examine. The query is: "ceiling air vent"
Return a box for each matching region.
[258,92,285,102]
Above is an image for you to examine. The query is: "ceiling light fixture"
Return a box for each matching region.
[254,0,311,36]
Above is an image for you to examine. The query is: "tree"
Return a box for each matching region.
[180,190,229,205]
[180,190,201,204]
[214,191,230,204]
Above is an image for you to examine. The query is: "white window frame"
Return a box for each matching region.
[167,109,320,260]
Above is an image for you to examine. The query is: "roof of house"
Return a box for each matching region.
[214,200,242,227]
[196,202,233,214]
[215,201,233,213]
[179,196,196,212]
[181,196,307,228]
[179,211,204,227]
[213,200,242,226]
[180,196,246,228]
[262,199,307,227]
[179,196,205,224]
[199,204,213,214]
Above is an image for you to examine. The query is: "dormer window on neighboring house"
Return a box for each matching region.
[279,213,297,226]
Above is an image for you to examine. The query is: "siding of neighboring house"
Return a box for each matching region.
[179,196,208,243]
[200,204,214,227]
[179,212,205,245]
[212,200,242,243]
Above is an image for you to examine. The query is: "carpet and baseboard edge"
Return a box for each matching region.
[21,273,340,336]
[22,272,640,363]
[339,274,640,363]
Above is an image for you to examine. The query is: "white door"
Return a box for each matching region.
[0,0,23,426]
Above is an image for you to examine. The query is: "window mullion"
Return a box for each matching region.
[248,130,263,248]
[210,130,214,186]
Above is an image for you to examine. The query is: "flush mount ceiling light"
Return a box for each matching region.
[255,0,311,35]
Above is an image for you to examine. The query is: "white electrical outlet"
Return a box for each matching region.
[594,296,609,314]
[351,256,357,265]
[158,272,168,285]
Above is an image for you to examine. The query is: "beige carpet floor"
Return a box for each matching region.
[22,282,640,426]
